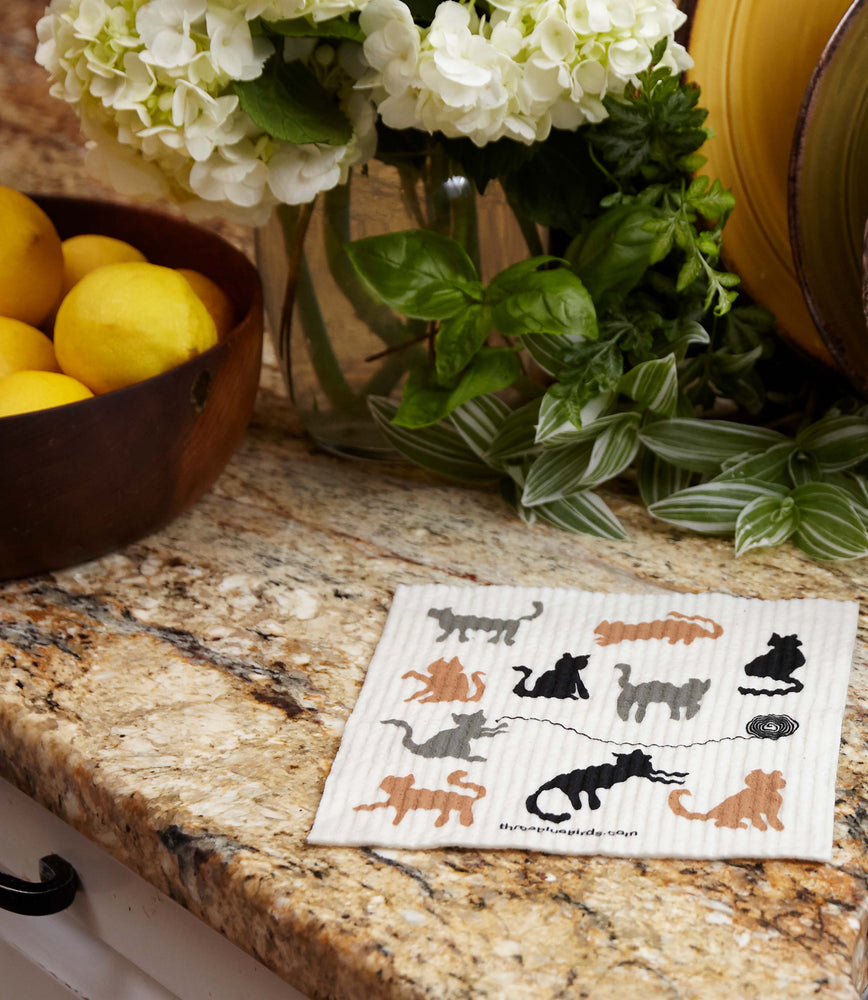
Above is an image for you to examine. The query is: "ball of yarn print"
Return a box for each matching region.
[745,714,799,740]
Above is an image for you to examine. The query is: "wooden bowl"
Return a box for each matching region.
[0,195,263,580]
[789,0,868,394]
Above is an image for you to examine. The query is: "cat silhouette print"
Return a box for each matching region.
[354,771,486,827]
[738,634,805,696]
[594,611,723,645]
[401,657,485,703]
[512,652,591,700]
[668,770,786,830]
[526,750,687,822]
[427,601,543,645]
[380,712,508,762]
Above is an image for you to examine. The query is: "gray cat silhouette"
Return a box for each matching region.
[381,711,508,761]
[615,663,710,722]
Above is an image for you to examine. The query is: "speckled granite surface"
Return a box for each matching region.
[4,4,868,998]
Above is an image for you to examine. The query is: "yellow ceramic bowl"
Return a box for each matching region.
[683,0,851,366]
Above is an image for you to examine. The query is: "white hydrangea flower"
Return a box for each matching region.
[36,0,377,223]
[359,0,693,147]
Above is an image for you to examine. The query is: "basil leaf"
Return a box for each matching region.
[734,495,798,557]
[345,230,482,320]
[566,204,661,305]
[233,56,352,146]
[392,348,520,428]
[368,396,497,482]
[638,419,788,474]
[792,483,868,561]
[489,267,598,340]
[434,304,492,383]
[648,481,789,535]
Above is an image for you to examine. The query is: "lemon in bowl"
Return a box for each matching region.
[0,193,263,582]
[0,370,93,418]
[0,316,60,376]
[60,233,147,295]
[54,261,219,394]
[0,186,64,326]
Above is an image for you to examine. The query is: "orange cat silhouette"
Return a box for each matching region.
[353,770,485,827]
[668,769,786,830]
[595,611,723,646]
[402,657,485,703]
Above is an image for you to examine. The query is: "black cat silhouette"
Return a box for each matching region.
[512,652,590,700]
[525,750,688,822]
[380,711,508,762]
[738,633,805,696]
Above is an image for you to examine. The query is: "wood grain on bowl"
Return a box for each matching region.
[0,196,263,580]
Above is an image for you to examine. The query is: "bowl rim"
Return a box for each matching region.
[787,0,868,389]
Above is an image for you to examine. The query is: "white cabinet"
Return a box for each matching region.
[0,778,310,1000]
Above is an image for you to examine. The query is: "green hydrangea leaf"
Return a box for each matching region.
[233,56,352,146]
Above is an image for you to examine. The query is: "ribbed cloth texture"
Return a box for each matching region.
[308,586,858,860]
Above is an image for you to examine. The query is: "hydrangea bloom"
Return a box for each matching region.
[359,0,693,147]
[36,0,376,223]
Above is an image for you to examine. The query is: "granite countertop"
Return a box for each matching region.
[4,4,868,998]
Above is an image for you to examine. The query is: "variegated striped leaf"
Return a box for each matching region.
[527,490,627,540]
[618,354,679,416]
[647,480,789,535]
[636,445,694,506]
[714,441,795,484]
[535,389,614,445]
[734,495,797,556]
[791,483,868,561]
[485,398,543,465]
[449,394,511,458]
[368,396,498,483]
[520,332,589,376]
[638,419,788,474]
[522,413,640,505]
[794,415,868,471]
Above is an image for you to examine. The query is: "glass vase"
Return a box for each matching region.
[255,146,535,458]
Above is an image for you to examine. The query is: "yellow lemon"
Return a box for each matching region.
[60,234,148,297]
[0,187,64,327]
[54,261,219,394]
[0,370,93,418]
[0,317,59,377]
[176,268,236,341]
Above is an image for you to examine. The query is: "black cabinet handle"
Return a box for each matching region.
[0,854,78,915]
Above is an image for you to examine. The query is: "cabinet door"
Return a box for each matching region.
[0,778,310,1000]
